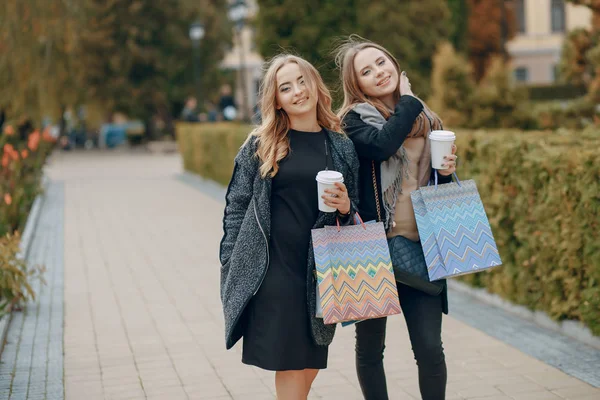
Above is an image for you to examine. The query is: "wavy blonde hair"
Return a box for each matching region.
[334,35,441,133]
[246,54,341,178]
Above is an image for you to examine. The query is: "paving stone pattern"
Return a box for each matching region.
[0,182,65,400]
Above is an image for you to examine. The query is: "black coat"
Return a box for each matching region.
[219,129,360,349]
[342,95,451,313]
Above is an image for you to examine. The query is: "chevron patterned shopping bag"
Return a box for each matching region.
[311,215,401,325]
[411,173,502,281]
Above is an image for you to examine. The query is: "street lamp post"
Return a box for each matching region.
[228,0,250,122]
[189,21,205,112]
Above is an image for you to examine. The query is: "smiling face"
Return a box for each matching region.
[275,62,317,119]
[353,47,399,102]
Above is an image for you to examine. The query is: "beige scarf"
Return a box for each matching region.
[353,99,443,230]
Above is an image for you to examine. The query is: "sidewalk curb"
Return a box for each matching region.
[0,177,47,358]
[447,280,600,350]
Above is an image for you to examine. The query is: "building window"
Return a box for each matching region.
[515,0,526,33]
[551,0,566,33]
[514,67,529,82]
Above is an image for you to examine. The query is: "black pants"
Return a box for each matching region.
[355,283,447,400]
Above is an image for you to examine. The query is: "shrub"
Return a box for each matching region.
[469,57,538,130]
[527,84,588,101]
[0,232,46,316]
[429,42,475,128]
[0,124,53,316]
[1,126,54,236]
[533,98,599,130]
[176,122,251,185]
[429,45,537,130]
[453,126,600,335]
[178,123,600,335]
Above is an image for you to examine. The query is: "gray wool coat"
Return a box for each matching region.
[219,128,360,350]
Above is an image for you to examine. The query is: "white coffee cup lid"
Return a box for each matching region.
[429,130,456,141]
[316,170,344,184]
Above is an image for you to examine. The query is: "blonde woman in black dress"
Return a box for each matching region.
[219,54,359,399]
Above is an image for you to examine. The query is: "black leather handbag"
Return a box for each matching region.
[371,162,444,296]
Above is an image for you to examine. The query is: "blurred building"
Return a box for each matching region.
[508,0,592,84]
[221,0,263,121]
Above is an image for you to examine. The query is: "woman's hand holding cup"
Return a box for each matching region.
[438,144,458,176]
[322,182,351,215]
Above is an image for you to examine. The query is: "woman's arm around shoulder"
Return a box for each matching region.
[219,136,259,266]
[343,95,424,161]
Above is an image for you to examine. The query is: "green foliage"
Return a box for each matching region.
[0,0,85,121]
[559,28,595,85]
[80,0,232,120]
[1,128,54,237]
[430,45,536,130]
[560,0,600,103]
[0,232,46,316]
[255,0,356,99]
[454,127,600,335]
[178,123,600,335]
[0,0,232,123]
[255,0,451,100]
[447,0,469,53]
[533,98,599,130]
[526,84,588,101]
[469,57,537,129]
[176,123,250,185]
[430,42,475,128]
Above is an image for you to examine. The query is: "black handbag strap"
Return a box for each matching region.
[371,161,382,223]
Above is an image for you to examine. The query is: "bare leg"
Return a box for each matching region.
[275,370,306,400]
[304,369,319,397]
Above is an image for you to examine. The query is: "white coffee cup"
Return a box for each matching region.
[429,130,456,170]
[315,170,344,213]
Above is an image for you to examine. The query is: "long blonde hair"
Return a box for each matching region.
[335,35,441,132]
[247,54,341,178]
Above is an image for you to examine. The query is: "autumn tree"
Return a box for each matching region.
[79,0,232,122]
[467,0,517,82]
[561,0,600,102]
[0,0,86,122]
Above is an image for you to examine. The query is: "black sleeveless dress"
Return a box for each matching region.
[242,129,331,371]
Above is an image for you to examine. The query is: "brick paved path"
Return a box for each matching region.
[0,183,64,400]
[1,150,598,400]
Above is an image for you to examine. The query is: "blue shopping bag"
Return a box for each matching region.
[411,172,502,281]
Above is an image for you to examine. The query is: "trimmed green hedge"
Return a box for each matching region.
[177,123,250,186]
[527,84,588,101]
[178,123,600,335]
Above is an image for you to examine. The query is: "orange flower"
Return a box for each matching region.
[42,126,56,143]
[21,149,29,159]
[27,130,40,151]
[3,143,18,161]
[4,193,12,205]
[3,125,14,136]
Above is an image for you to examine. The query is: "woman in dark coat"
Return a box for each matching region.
[219,54,359,400]
[335,36,459,400]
